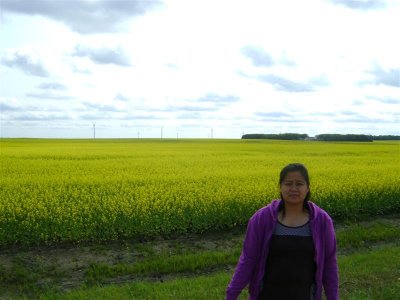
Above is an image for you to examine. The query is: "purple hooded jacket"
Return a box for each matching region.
[226,200,339,300]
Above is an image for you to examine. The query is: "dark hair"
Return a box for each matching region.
[278,163,311,218]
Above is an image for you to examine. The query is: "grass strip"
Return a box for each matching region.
[36,245,400,300]
[3,218,399,299]
[84,250,241,284]
[84,220,399,283]
[336,220,400,249]
[344,283,400,300]
[339,245,400,293]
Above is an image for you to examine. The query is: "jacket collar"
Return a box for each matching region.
[270,199,318,222]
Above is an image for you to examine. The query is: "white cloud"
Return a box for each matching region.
[0,0,399,138]
[0,0,164,34]
[1,48,49,77]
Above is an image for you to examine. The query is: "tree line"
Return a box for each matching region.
[241,133,400,141]
[241,133,308,140]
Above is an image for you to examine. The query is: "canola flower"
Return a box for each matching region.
[0,139,399,246]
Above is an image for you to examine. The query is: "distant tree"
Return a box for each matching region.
[315,134,373,142]
[241,133,309,140]
[241,133,399,141]
[372,135,400,140]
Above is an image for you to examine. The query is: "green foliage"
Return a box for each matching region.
[0,139,399,246]
[315,134,373,141]
[241,133,308,140]
[372,135,400,140]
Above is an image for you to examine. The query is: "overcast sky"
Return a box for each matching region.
[1,0,399,138]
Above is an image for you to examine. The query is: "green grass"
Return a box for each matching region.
[32,245,400,300]
[344,283,400,300]
[336,219,400,250]
[83,219,400,284]
[339,246,400,298]
[2,217,398,299]
[39,273,246,300]
[84,250,241,284]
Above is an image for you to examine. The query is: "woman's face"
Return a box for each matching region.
[280,171,309,205]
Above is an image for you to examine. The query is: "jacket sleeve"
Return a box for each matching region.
[323,216,339,300]
[226,214,260,300]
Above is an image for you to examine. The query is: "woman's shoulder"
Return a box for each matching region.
[250,199,280,222]
[309,202,335,224]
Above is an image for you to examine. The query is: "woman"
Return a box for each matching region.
[226,163,338,300]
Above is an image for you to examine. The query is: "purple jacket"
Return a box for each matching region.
[226,200,339,300]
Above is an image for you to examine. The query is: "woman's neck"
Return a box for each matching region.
[279,202,309,226]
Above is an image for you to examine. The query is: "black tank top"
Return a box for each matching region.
[257,221,316,300]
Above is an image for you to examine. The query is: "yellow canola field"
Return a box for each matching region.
[0,138,399,246]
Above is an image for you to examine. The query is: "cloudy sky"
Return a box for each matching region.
[0,0,399,138]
